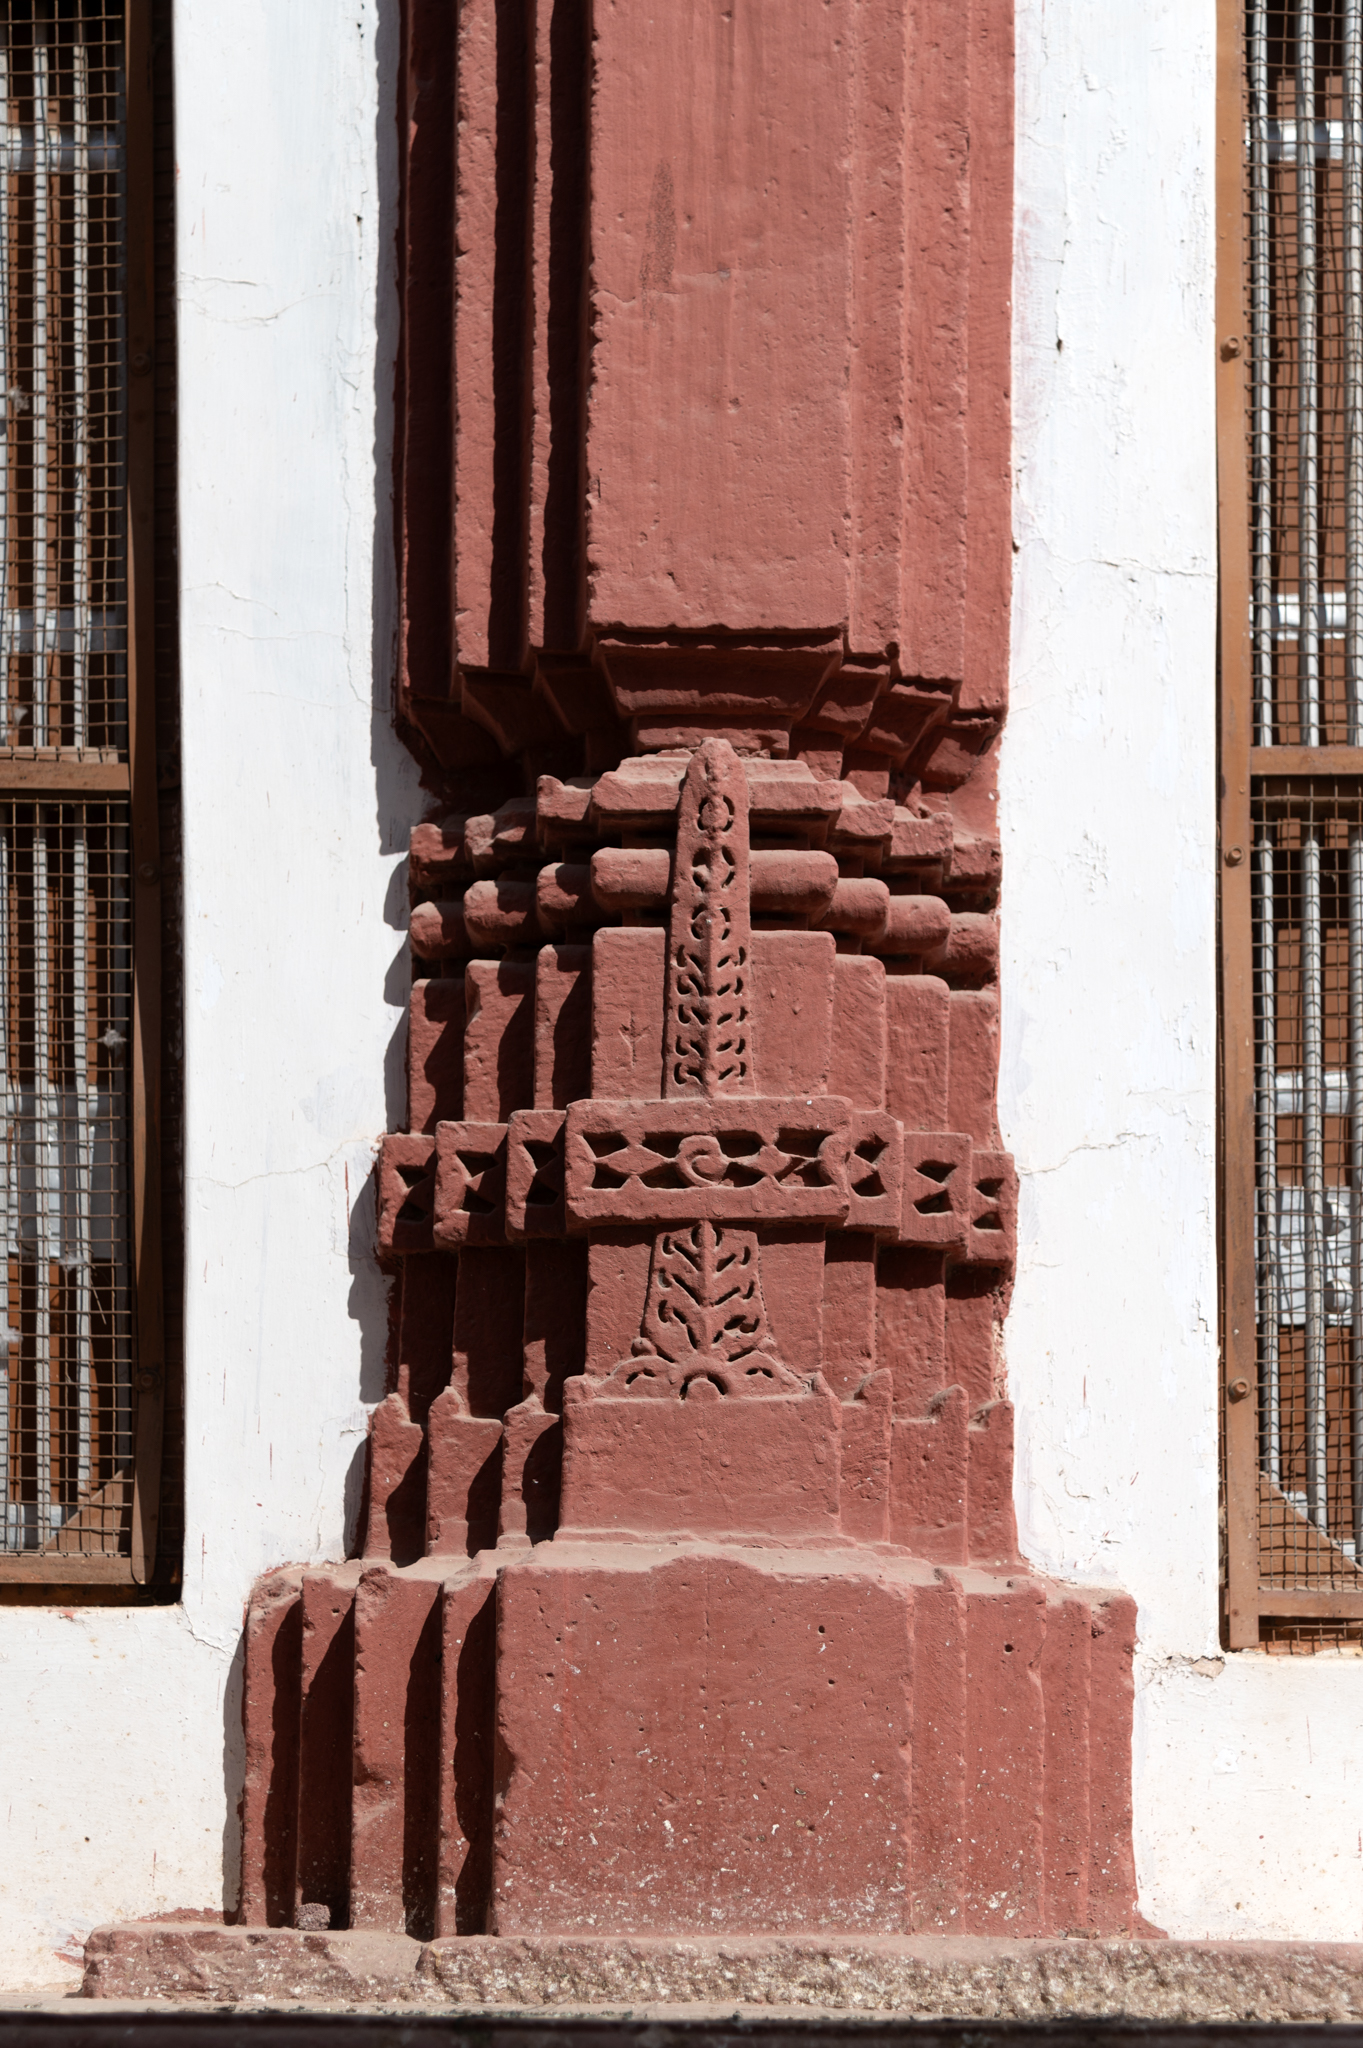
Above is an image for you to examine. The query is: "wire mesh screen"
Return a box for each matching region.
[0,1,125,758]
[1247,1,1363,743]
[1252,785,1363,1587]
[0,799,130,1553]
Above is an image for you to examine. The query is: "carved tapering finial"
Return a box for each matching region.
[664,739,754,1099]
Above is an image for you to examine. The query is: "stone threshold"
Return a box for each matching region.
[79,1927,1363,2023]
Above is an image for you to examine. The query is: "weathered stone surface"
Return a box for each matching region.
[82,1928,1363,2023]
[491,1550,910,1934]
[419,1937,1363,2021]
[81,1925,423,2005]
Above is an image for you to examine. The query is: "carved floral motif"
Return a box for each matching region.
[592,1221,806,1400]
[665,740,754,1100]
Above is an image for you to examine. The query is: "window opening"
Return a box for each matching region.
[1222,0,1363,1643]
[0,0,174,1591]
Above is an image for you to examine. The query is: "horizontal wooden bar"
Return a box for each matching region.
[1251,745,1363,778]
[0,759,129,794]
[1256,1588,1363,1620]
[0,1554,136,1585]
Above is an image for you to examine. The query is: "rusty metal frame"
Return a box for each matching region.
[1219,0,1261,1651]
[0,0,165,1594]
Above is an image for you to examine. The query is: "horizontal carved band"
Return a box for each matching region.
[505,1109,567,1240]
[563,1095,856,1229]
[432,1120,509,1250]
[900,1131,1018,1265]
[846,1109,905,1236]
[380,1119,1014,1267]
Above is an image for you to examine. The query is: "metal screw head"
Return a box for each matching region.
[138,861,159,883]
[1228,1377,1250,1402]
[1221,336,1242,360]
[131,351,151,375]
[1225,845,1244,867]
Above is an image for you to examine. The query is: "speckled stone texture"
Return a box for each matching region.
[82,1928,1363,2023]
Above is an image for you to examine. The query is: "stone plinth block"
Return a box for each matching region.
[490,1548,912,1934]
[82,1925,424,2005]
[79,1928,1363,2024]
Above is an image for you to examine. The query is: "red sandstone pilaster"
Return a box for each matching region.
[224,0,1155,1953]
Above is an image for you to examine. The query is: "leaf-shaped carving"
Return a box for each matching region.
[665,740,754,1099]
[644,1221,769,1366]
[602,1221,805,1398]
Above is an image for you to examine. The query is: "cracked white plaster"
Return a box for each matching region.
[0,0,420,1989]
[1009,0,1363,1945]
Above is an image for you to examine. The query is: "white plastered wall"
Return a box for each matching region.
[1008,0,1363,1940]
[0,0,1356,1990]
[0,1,418,1988]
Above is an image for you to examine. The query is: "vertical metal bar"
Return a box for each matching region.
[112,19,128,755]
[1351,827,1363,1554]
[1303,825,1330,1530]
[1348,0,1363,740]
[125,0,163,1581]
[30,14,49,748]
[1258,827,1283,1486]
[32,814,54,1538]
[1298,1,1322,745]
[1221,0,1268,1645]
[71,819,89,1497]
[0,823,10,1548]
[1342,819,1350,1548]
[0,30,11,752]
[1251,0,1275,744]
[71,28,88,751]
[111,819,131,1472]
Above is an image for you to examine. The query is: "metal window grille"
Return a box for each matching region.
[0,798,130,1551]
[1223,1,1363,1643]
[1247,1,1363,746]
[0,0,168,1586]
[0,2,125,758]
[1252,787,1363,1586]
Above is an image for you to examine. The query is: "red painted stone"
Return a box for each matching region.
[1041,1595,1093,1936]
[533,944,592,1110]
[389,1254,457,1423]
[505,1109,566,1240]
[239,1570,303,1930]
[351,1566,443,1936]
[425,1393,501,1557]
[295,1569,360,1932]
[431,1121,508,1250]
[362,1394,426,1567]
[408,978,465,1134]
[909,1572,968,1931]
[490,1554,914,1934]
[892,1386,969,1561]
[559,1378,843,1539]
[376,1134,436,1259]
[436,1574,498,1935]
[962,1580,1047,1935]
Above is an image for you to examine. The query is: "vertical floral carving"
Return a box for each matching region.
[665,739,754,1100]
[613,1221,804,1398]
